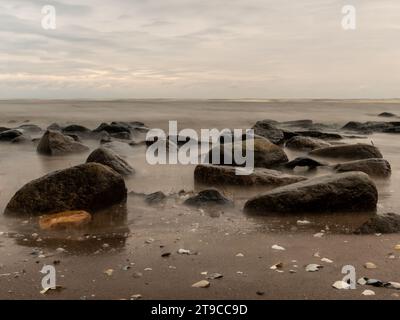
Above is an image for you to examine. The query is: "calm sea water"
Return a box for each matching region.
[0,99,399,236]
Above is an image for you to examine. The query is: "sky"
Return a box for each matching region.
[0,0,400,99]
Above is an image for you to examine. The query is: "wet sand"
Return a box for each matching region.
[0,99,399,299]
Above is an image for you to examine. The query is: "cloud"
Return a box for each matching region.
[0,0,399,98]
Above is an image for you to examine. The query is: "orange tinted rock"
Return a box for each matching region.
[39,210,92,230]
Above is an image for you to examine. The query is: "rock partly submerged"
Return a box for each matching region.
[207,137,288,169]
[37,130,89,155]
[39,210,92,230]
[184,189,233,207]
[86,147,134,176]
[0,129,23,141]
[355,213,400,234]
[244,172,378,215]
[4,163,127,216]
[252,121,284,145]
[309,144,383,160]
[285,136,331,151]
[334,158,391,178]
[194,164,306,188]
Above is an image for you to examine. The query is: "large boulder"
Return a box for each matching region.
[194,164,306,187]
[86,147,134,176]
[252,121,284,144]
[285,136,331,151]
[4,163,127,216]
[309,144,383,160]
[354,213,400,234]
[334,158,391,178]
[207,137,288,169]
[37,130,89,155]
[244,172,377,215]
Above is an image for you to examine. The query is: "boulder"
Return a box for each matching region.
[280,120,313,128]
[354,213,400,234]
[86,147,134,176]
[194,164,306,187]
[0,127,11,133]
[184,189,233,207]
[284,157,326,170]
[207,137,288,169]
[4,163,127,216]
[252,121,284,144]
[294,131,342,140]
[309,144,383,160]
[342,121,394,133]
[0,129,22,141]
[62,124,92,137]
[93,123,131,134]
[145,191,167,205]
[110,132,131,140]
[39,210,92,230]
[285,136,331,151]
[334,158,391,178]
[244,172,378,215]
[382,126,400,133]
[378,112,397,118]
[37,130,89,155]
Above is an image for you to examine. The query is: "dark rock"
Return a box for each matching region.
[252,121,284,144]
[145,191,167,205]
[0,129,23,141]
[93,123,131,134]
[4,163,127,216]
[354,213,400,234]
[207,137,288,169]
[184,189,233,207]
[284,157,326,169]
[37,130,89,155]
[62,125,92,135]
[0,127,11,133]
[309,144,383,160]
[86,147,134,176]
[378,112,397,118]
[244,172,378,215]
[294,131,342,140]
[382,126,400,133]
[110,132,131,140]
[194,164,306,187]
[280,120,313,128]
[334,158,391,178]
[342,121,394,133]
[285,136,331,151]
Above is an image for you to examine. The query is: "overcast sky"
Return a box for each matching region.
[1,0,400,99]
